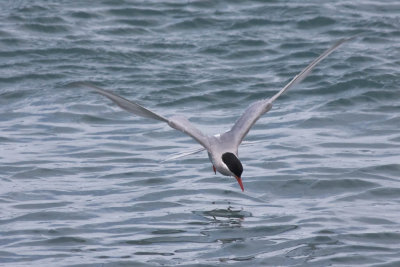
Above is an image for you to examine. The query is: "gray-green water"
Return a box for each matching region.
[1,1,400,266]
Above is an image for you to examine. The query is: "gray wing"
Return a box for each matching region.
[225,37,352,146]
[223,99,272,147]
[269,37,353,103]
[168,115,210,150]
[76,82,210,150]
[76,82,169,122]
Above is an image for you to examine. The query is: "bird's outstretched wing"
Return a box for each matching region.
[75,82,210,150]
[76,82,169,122]
[225,37,353,147]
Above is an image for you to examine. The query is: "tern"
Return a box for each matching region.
[77,38,351,192]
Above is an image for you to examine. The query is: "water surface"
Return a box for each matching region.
[1,0,400,266]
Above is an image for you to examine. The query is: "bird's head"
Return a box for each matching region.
[222,152,244,191]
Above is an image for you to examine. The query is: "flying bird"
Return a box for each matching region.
[76,38,351,192]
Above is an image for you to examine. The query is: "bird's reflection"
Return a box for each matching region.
[192,204,252,228]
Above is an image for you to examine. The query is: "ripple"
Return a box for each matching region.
[0,211,97,225]
[230,18,278,29]
[1,0,400,266]
[13,201,72,210]
[166,17,220,31]
[22,23,70,34]
[108,7,164,17]
[297,16,336,29]
[310,178,377,192]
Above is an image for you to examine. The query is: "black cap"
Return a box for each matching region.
[222,152,243,178]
